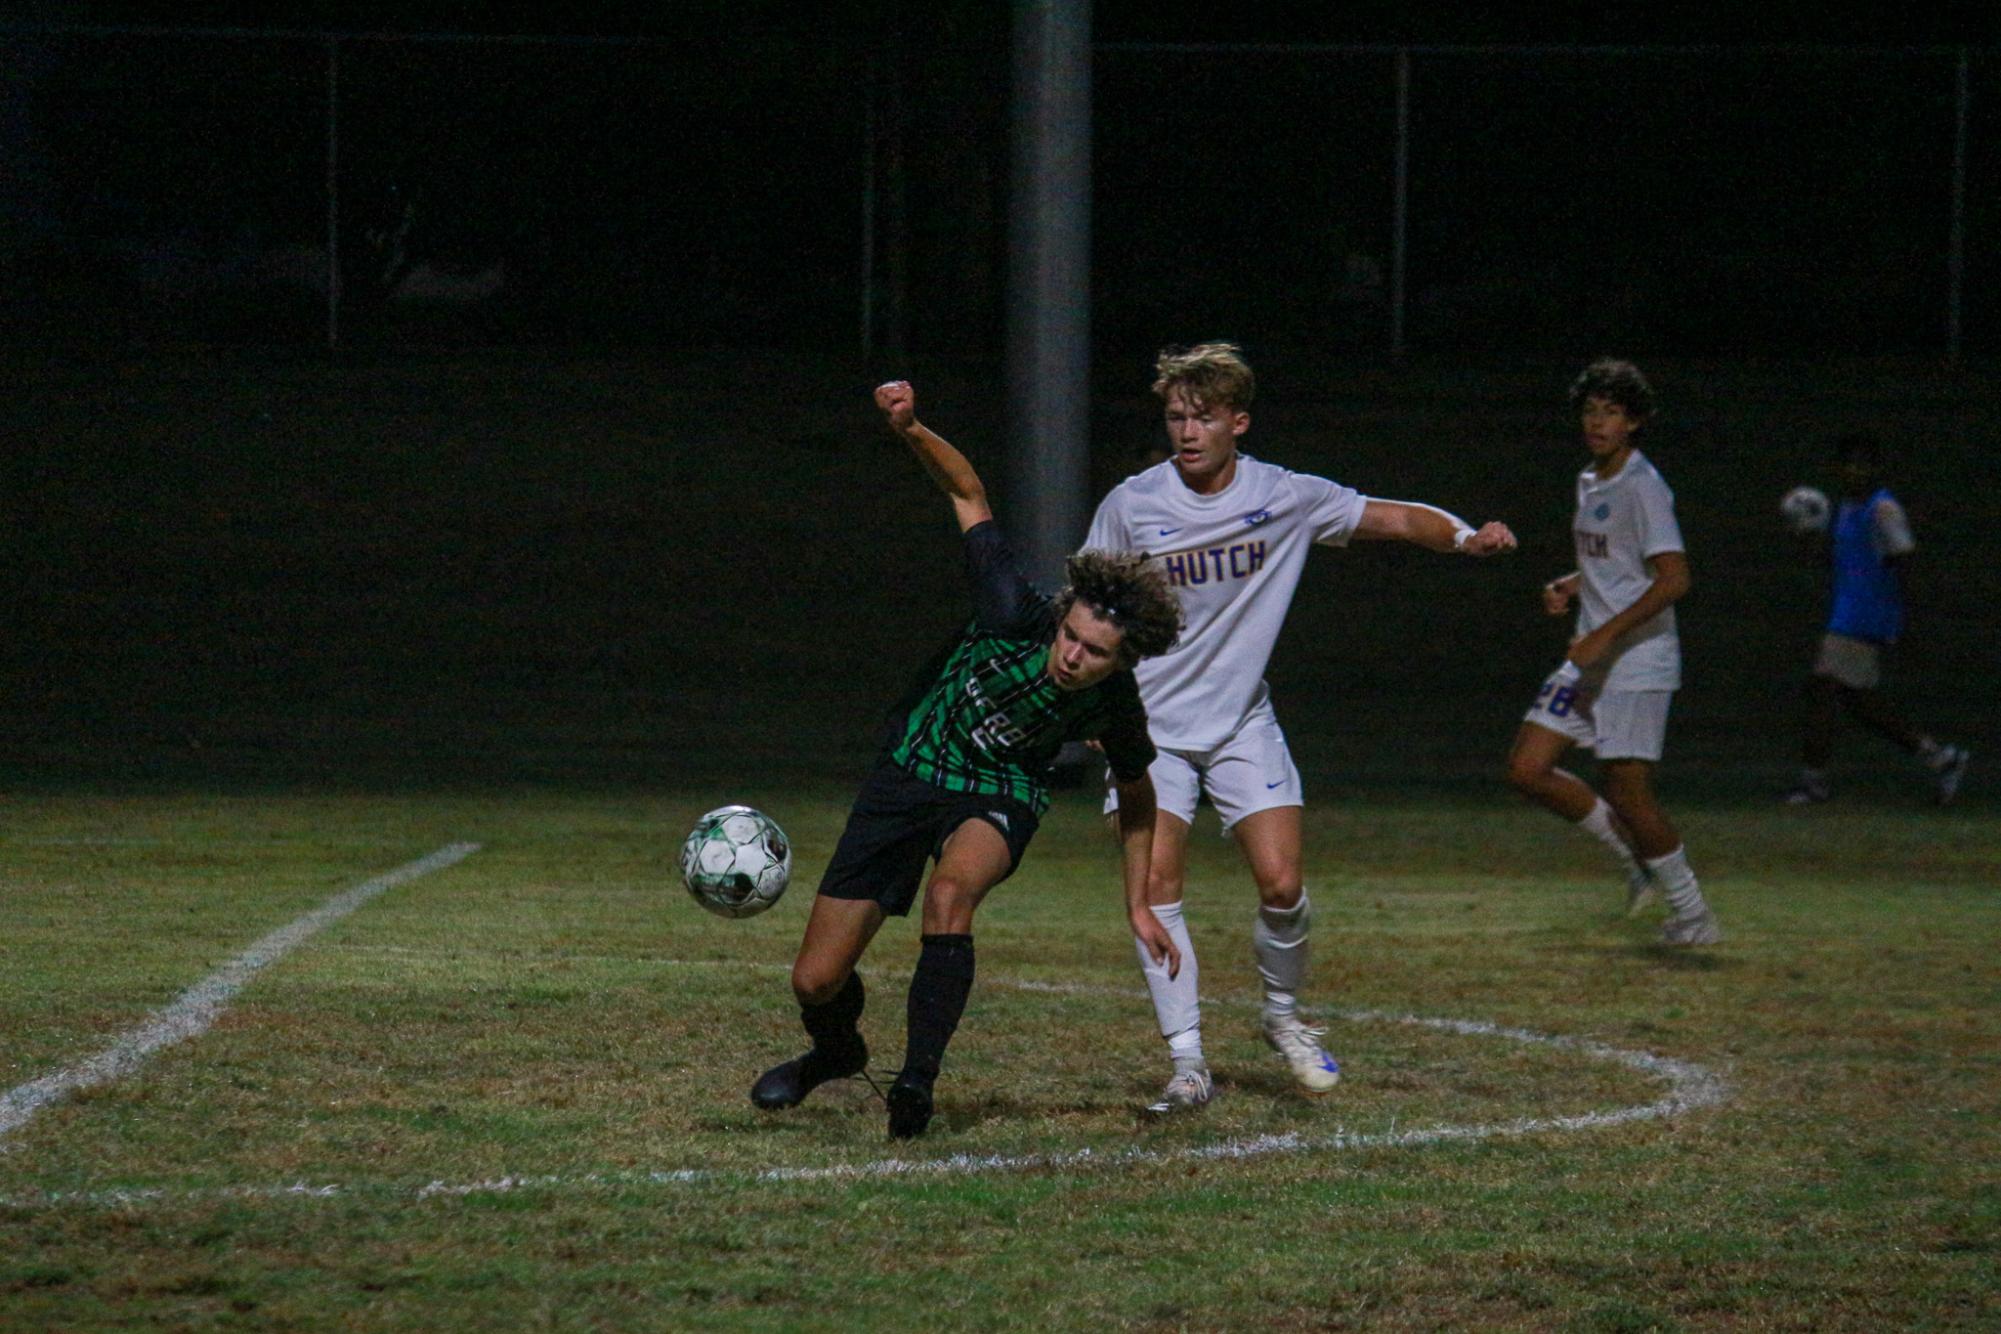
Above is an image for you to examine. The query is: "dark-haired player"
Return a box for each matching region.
[750,381,1186,1140]
[1506,359,1720,945]
[1784,434,1970,805]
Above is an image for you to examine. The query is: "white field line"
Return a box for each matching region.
[0,963,1728,1209]
[0,842,481,1145]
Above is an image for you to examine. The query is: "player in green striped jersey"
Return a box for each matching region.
[750,380,1186,1139]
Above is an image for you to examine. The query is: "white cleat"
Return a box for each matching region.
[1145,1064,1214,1115]
[1262,1014,1341,1094]
[1660,908,1723,947]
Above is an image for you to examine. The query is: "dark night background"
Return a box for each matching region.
[3,4,1998,355]
[0,3,1995,791]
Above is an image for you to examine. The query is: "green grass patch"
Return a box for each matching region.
[2,788,1997,1330]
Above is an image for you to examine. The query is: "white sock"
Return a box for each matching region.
[1644,845,1708,918]
[1135,900,1202,1064]
[1252,890,1311,1020]
[1576,799,1644,883]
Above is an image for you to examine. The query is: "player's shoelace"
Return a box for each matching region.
[1268,1020,1329,1058]
[1146,1066,1213,1114]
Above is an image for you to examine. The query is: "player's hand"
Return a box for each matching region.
[1132,910,1181,979]
[873,380,916,431]
[1541,577,1576,616]
[1460,521,1517,556]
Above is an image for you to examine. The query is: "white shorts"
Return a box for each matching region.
[1812,633,1883,690]
[1104,701,1303,830]
[1522,666,1673,762]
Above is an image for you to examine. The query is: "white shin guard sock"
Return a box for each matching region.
[1644,845,1707,916]
[1135,900,1203,1064]
[1252,890,1311,1020]
[1576,799,1644,881]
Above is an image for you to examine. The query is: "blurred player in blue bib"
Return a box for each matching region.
[1784,434,1969,806]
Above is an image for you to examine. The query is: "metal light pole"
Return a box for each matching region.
[1006,0,1092,585]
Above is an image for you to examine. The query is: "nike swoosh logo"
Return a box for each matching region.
[1265,780,1284,789]
[1158,527,1181,536]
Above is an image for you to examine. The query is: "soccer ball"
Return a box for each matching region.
[1780,484,1832,535]
[680,805,792,918]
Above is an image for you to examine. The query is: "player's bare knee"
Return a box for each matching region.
[1256,876,1304,910]
[790,961,848,1007]
[921,877,978,933]
[1144,863,1185,904]
[1505,753,1552,797]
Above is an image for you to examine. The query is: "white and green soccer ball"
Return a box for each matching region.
[680,805,792,918]
[1780,484,1832,535]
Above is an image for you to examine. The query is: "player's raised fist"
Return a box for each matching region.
[1461,521,1518,557]
[874,380,916,430]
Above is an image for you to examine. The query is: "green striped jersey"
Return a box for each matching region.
[885,523,1154,815]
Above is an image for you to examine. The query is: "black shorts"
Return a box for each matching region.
[818,762,1041,917]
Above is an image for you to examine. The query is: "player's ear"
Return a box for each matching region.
[1230,410,1250,437]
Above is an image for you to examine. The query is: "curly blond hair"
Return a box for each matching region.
[1052,550,1184,668]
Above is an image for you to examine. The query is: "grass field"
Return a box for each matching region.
[3,785,1996,1330]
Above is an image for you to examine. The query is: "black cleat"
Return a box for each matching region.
[750,1040,868,1110]
[886,1072,935,1140]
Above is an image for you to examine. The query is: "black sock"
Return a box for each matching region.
[902,934,975,1082]
[801,971,865,1057]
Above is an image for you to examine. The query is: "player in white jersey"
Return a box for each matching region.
[1086,343,1518,1111]
[1504,359,1721,946]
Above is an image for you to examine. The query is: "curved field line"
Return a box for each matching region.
[0,967,1728,1210]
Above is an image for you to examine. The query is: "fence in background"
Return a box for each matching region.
[0,26,1990,361]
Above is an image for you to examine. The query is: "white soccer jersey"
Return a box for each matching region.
[1572,450,1683,691]
[1084,455,1367,750]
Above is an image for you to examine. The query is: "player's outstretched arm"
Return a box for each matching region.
[1354,499,1517,555]
[1113,774,1179,979]
[874,380,994,533]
